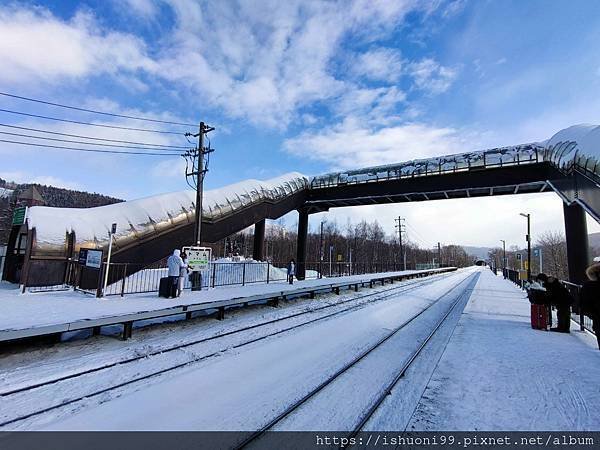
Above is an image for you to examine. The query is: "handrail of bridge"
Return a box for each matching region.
[310,145,544,189]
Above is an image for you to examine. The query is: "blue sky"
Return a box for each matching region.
[1,0,600,248]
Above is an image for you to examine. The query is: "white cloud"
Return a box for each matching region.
[0,170,82,190]
[333,86,407,124]
[151,157,187,179]
[0,1,453,129]
[121,0,159,20]
[152,0,427,128]
[408,58,458,94]
[0,5,156,85]
[284,118,476,169]
[352,48,403,82]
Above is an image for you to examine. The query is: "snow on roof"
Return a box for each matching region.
[27,172,308,253]
[311,143,543,187]
[544,124,600,169]
[311,124,600,187]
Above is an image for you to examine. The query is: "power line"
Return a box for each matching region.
[0,123,189,148]
[0,109,188,135]
[405,222,429,248]
[0,139,176,156]
[0,130,183,152]
[0,91,197,127]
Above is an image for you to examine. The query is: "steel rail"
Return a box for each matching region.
[234,272,478,449]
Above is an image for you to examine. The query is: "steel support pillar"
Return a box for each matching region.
[296,209,309,280]
[563,203,590,284]
[253,219,265,261]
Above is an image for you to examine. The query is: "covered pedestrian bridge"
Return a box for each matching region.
[4,124,600,289]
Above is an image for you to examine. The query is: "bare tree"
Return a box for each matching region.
[536,231,568,280]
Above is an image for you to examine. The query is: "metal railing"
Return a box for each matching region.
[502,268,594,335]
[311,145,543,189]
[98,261,415,297]
[561,281,595,334]
[19,258,436,296]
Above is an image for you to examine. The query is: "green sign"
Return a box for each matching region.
[182,246,212,272]
[12,207,26,226]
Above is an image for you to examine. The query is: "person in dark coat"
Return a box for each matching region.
[580,263,600,349]
[287,259,295,285]
[537,273,573,332]
[534,273,553,328]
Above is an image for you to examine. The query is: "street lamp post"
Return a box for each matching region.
[520,213,532,281]
[500,239,506,276]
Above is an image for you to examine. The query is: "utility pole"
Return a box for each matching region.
[319,219,325,278]
[184,122,215,246]
[394,217,406,271]
[437,242,442,268]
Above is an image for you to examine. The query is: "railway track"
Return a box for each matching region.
[235,272,480,449]
[0,270,459,429]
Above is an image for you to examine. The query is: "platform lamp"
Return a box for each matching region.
[500,239,506,276]
[519,213,531,281]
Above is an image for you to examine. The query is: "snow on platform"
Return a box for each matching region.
[408,268,600,431]
[0,270,439,338]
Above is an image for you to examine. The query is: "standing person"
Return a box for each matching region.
[287,259,295,285]
[167,249,185,299]
[537,273,573,332]
[177,251,189,297]
[535,273,553,328]
[580,263,600,349]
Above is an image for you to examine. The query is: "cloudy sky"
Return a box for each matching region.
[1,0,599,249]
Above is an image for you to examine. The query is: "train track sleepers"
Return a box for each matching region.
[235,272,480,449]
[0,272,458,428]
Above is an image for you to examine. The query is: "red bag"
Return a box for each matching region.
[531,304,548,330]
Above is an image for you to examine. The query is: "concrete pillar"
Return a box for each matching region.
[253,219,265,261]
[563,203,590,284]
[296,209,309,280]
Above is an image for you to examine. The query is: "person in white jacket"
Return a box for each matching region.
[178,251,189,296]
[167,249,186,298]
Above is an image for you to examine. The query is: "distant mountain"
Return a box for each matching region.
[462,245,493,260]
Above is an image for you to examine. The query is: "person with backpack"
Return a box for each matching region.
[580,263,600,349]
[287,259,295,285]
[537,273,573,332]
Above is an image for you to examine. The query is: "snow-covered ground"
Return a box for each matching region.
[3,267,598,433]
[408,268,600,431]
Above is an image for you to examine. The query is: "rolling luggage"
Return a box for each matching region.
[531,303,548,330]
[159,277,171,298]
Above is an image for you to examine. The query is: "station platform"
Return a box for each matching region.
[408,268,600,431]
[0,268,453,342]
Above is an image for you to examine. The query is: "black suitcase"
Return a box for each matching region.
[159,277,171,298]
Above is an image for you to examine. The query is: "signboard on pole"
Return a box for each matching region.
[78,248,103,269]
[12,207,26,226]
[183,246,212,271]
